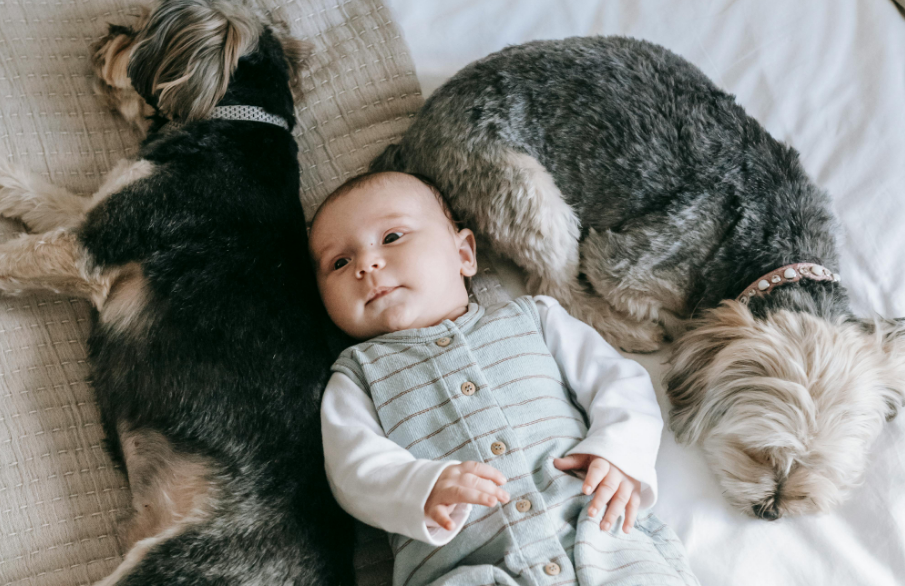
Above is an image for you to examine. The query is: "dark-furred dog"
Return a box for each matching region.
[0,0,353,583]
[371,36,905,520]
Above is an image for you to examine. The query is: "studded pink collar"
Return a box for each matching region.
[737,263,840,305]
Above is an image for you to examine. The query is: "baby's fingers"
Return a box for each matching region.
[467,476,511,504]
[587,471,620,517]
[460,461,508,486]
[581,458,611,496]
[622,492,641,534]
[601,482,634,532]
[428,505,455,532]
[451,486,505,508]
[553,454,587,471]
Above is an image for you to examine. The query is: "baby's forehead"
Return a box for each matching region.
[351,172,434,200]
[319,175,437,223]
[308,174,438,253]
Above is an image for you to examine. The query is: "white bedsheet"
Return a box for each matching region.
[384,1,905,584]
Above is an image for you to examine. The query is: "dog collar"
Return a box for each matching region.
[208,105,290,130]
[166,105,290,131]
[737,263,840,305]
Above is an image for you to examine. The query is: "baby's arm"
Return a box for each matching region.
[321,372,508,544]
[533,296,664,521]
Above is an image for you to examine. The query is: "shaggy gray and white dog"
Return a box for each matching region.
[371,36,905,519]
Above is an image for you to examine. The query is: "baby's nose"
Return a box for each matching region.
[356,254,385,276]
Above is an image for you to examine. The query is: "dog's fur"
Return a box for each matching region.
[0,1,354,583]
[370,36,905,519]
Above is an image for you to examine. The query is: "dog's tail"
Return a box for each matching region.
[369,143,408,173]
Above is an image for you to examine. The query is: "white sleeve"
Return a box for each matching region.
[533,295,663,508]
[321,372,472,544]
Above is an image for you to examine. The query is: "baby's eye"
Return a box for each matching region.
[383,232,403,244]
[333,258,349,271]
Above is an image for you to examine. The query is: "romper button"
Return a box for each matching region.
[515,499,532,513]
[460,381,476,396]
[490,441,507,456]
[544,562,561,576]
[436,336,451,347]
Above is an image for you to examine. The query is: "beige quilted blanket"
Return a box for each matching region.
[0,1,422,584]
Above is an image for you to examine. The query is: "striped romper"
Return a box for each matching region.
[331,296,699,586]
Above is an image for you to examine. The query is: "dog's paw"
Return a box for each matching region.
[0,162,33,221]
[612,320,666,354]
[564,290,667,353]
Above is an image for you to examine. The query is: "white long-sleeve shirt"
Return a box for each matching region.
[321,295,663,545]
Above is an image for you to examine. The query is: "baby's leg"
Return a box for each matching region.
[575,506,701,585]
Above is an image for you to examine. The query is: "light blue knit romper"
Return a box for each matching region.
[333,297,699,586]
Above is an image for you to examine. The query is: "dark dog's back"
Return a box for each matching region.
[81,119,352,584]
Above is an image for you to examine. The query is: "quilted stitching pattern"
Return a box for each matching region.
[0,1,421,584]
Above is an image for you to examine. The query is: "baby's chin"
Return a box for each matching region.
[376,304,422,333]
[345,303,414,340]
[357,301,445,340]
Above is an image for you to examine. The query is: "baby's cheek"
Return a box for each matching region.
[322,287,361,336]
[379,303,412,332]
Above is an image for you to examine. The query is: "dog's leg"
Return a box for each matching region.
[0,229,110,302]
[89,428,221,586]
[0,162,90,232]
[569,288,666,353]
[451,151,585,302]
[483,152,583,302]
[118,427,219,549]
[659,309,689,341]
[579,226,698,350]
[88,159,156,207]
[450,150,665,352]
[0,160,155,234]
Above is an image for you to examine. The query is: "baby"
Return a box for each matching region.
[310,172,698,586]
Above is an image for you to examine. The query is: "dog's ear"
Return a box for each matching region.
[127,0,262,121]
[90,9,158,133]
[92,24,140,91]
[665,300,757,443]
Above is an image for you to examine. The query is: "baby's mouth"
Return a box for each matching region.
[366,286,398,305]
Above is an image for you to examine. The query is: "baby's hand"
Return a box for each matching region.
[553,454,641,533]
[425,461,510,531]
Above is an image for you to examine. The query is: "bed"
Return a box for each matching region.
[1,1,903,585]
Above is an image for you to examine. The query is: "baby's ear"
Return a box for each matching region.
[457,228,478,277]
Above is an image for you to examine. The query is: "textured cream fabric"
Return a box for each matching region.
[0,1,420,584]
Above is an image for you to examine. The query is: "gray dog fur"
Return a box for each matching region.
[372,36,905,520]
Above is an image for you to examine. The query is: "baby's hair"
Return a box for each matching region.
[311,170,460,228]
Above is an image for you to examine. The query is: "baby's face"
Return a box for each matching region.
[310,173,477,340]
